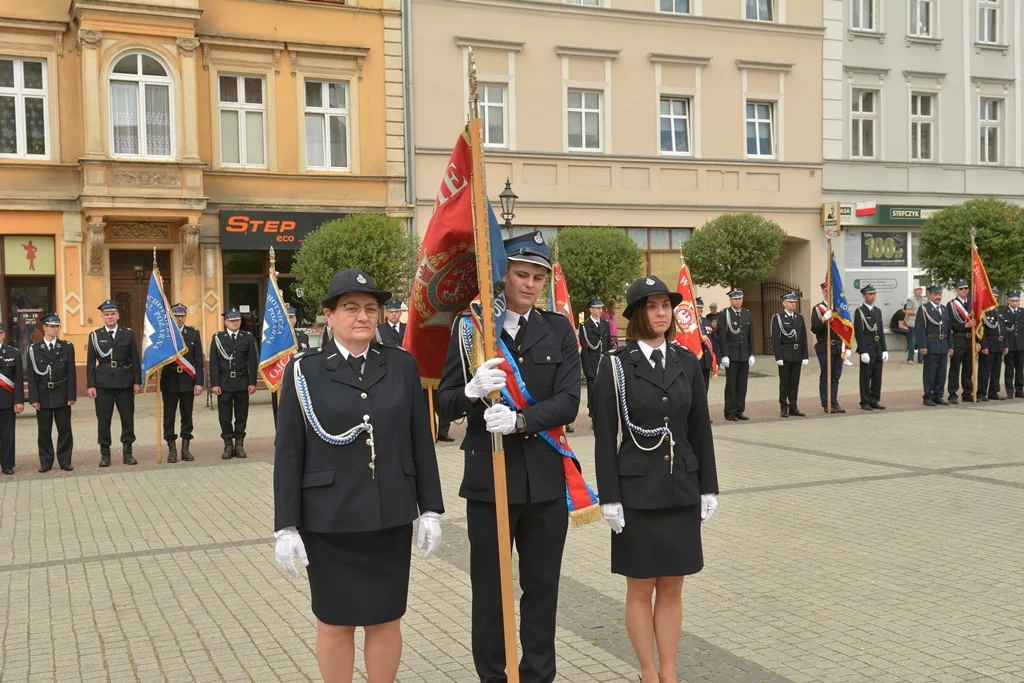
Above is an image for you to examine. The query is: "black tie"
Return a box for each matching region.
[347,354,363,378]
[650,349,664,376]
[109,329,115,339]
[514,316,527,348]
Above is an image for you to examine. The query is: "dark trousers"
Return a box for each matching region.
[421,388,451,438]
[723,362,749,418]
[922,351,948,400]
[948,346,973,398]
[701,369,711,390]
[816,350,843,406]
[467,497,568,683]
[162,391,195,441]
[584,376,595,418]
[38,406,73,469]
[0,408,14,470]
[1005,350,1024,396]
[778,361,801,408]
[859,358,883,406]
[217,391,249,439]
[978,351,1004,397]
[95,387,135,447]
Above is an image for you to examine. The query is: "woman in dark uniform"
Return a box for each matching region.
[273,268,445,683]
[592,275,719,683]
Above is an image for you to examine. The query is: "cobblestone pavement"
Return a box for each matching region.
[3,361,1024,682]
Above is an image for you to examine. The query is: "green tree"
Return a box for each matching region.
[918,198,1024,293]
[684,213,787,290]
[291,213,419,308]
[549,227,645,311]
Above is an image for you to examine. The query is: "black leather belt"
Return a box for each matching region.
[229,370,247,379]
[46,378,68,389]
[927,334,946,340]
[793,343,800,349]
[177,366,184,373]
[109,361,132,369]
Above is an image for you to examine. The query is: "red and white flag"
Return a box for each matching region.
[855,201,877,217]
[673,263,703,359]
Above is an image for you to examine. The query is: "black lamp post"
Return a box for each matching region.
[499,178,518,237]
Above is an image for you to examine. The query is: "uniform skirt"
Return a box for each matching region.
[611,505,703,579]
[300,524,413,626]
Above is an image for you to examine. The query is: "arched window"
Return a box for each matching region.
[109,52,172,158]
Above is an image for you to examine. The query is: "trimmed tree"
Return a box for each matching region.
[291,213,419,308]
[684,213,788,290]
[918,198,1024,293]
[549,227,645,311]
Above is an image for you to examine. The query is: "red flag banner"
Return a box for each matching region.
[546,263,580,352]
[673,263,703,359]
[972,241,998,339]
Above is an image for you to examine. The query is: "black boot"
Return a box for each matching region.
[436,430,454,443]
[181,439,194,461]
[99,447,111,468]
[234,436,247,459]
[780,406,789,418]
[166,440,178,463]
[790,406,805,417]
[222,439,234,459]
[123,445,137,466]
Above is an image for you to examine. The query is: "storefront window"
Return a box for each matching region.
[650,228,671,250]
[910,231,920,268]
[222,250,263,275]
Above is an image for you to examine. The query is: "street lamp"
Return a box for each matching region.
[499,178,518,237]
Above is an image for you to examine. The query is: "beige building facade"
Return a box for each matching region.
[412,0,825,348]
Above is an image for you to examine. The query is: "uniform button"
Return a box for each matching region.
[366,438,372,445]
[661,396,668,403]
[360,393,367,399]
[546,356,551,361]
[664,455,670,461]
[518,357,524,363]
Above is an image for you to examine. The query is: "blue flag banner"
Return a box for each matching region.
[485,200,508,332]
[258,271,298,392]
[827,250,855,346]
[141,271,186,382]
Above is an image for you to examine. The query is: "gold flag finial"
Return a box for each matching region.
[270,245,276,272]
[468,47,479,121]
[152,247,157,271]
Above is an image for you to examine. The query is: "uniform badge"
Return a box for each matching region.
[645,277,655,286]
[356,274,367,284]
[534,233,543,244]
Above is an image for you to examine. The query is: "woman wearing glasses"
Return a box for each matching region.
[592,275,719,683]
[273,268,445,683]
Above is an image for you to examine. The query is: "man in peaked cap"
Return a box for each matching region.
[916,285,953,405]
[86,299,142,467]
[377,300,406,347]
[695,297,717,390]
[946,279,975,402]
[715,288,755,420]
[0,321,25,475]
[811,282,848,413]
[27,314,76,472]
[160,304,204,463]
[1001,289,1024,397]
[771,292,808,417]
[854,284,888,410]
[978,288,1008,401]
[578,296,612,420]
[210,309,258,459]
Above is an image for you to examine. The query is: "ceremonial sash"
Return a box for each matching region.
[175,356,196,378]
[0,370,13,394]
[951,299,969,323]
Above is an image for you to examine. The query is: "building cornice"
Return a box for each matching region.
[844,65,891,80]
[197,34,286,51]
[70,0,203,22]
[413,196,824,213]
[555,45,620,59]
[648,52,711,66]
[454,36,524,51]
[0,18,69,33]
[735,59,793,72]
[902,69,946,84]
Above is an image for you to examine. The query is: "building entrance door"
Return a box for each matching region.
[4,278,54,365]
[109,250,172,350]
[225,279,263,345]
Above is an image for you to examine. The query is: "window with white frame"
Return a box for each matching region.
[566,0,601,6]
[979,97,1001,164]
[304,79,349,170]
[567,89,601,151]
[745,101,774,157]
[851,88,877,159]
[978,0,999,43]
[852,0,876,30]
[0,57,48,159]
[219,75,266,167]
[746,0,774,21]
[909,0,933,37]
[480,84,506,148]
[660,0,690,13]
[110,52,172,158]
[660,97,691,154]
[910,92,933,161]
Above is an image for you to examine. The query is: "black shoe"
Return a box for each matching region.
[436,433,455,443]
[222,439,234,459]
[181,439,194,461]
[60,465,73,472]
[1,468,12,475]
[737,414,750,421]
[924,399,937,406]
[948,396,959,405]
[962,396,975,403]
[123,453,137,466]
[870,404,886,410]
[99,449,111,468]
[833,404,846,413]
[234,437,247,459]
[726,415,739,422]
[780,408,789,418]
[979,396,989,402]
[789,408,805,417]
[935,398,949,405]
[565,425,575,433]
[861,404,874,411]
[166,440,178,464]
[1016,393,1024,399]
[991,395,1005,401]
[39,466,52,473]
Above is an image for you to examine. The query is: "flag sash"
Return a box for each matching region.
[0,371,13,393]
[175,355,196,378]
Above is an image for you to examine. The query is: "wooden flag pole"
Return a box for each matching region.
[428,387,437,442]
[153,248,163,464]
[971,230,979,402]
[826,239,833,415]
[467,47,520,683]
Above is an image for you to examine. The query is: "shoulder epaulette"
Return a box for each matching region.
[374,342,410,355]
[607,345,627,355]
[294,347,322,360]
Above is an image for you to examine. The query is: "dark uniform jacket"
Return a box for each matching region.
[999,306,1024,351]
[854,304,888,358]
[578,316,613,381]
[26,340,75,408]
[947,297,974,350]
[376,321,406,347]
[980,309,1007,353]
[295,330,310,350]
[160,326,204,393]
[592,342,718,509]
[771,312,808,363]
[209,330,258,391]
[697,318,716,371]
[714,307,754,361]
[914,300,952,354]
[0,343,24,408]
[273,342,444,533]
[811,302,843,355]
[436,308,581,505]
[86,327,142,389]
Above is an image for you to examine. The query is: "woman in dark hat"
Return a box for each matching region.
[273,268,445,683]
[592,275,719,683]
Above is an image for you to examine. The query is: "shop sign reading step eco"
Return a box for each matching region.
[218,210,347,250]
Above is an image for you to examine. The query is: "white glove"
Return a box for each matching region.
[720,356,730,369]
[274,527,309,580]
[882,351,889,362]
[860,353,870,364]
[748,355,756,367]
[776,360,784,366]
[484,403,517,435]
[700,494,718,525]
[465,357,506,399]
[823,310,833,321]
[601,503,625,534]
[416,511,442,560]
[845,349,852,358]
[802,359,809,366]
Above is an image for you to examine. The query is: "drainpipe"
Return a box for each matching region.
[401,0,417,236]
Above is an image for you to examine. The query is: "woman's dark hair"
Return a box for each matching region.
[625,296,678,342]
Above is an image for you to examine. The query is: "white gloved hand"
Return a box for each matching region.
[416,511,442,560]
[700,494,718,525]
[748,355,756,367]
[720,356,730,369]
[484,403,517,435]
[860,353,870,364]
[274,527,309,580]
[823,310,833,321]
[845,349,852,358]
[776,360,784,366]
[802,359,809,366]
[601,503,625,534]
[882,351,889,362]
[465,357,506,399]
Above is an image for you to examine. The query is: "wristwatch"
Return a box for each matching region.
[514,412,526,433]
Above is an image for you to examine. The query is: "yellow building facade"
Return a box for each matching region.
[0,0,408,383]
